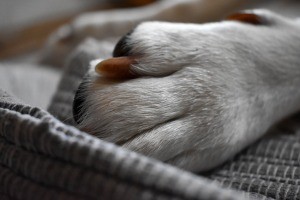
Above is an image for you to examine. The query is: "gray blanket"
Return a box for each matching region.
[1,38,300,200]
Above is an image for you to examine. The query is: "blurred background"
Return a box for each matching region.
[0,0,155,61]
[1,0,300,62]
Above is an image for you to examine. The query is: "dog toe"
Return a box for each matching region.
[77,75,190,141]
[121,118,193,160]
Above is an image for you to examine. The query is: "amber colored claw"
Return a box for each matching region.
[95,57,137,79]
[226,12,263,25]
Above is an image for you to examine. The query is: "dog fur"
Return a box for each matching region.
[47,0,300,172]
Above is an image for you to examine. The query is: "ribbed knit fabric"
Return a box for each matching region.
[210,119,300,200]
[0,99,245,200]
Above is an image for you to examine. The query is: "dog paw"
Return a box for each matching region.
[72,11,295,171]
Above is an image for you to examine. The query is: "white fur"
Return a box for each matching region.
[73,10,300,172]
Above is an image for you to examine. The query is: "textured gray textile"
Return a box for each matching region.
[0,89,22,105]
[211,122,300,200]
[0,92,244,200]
[1,39,300,200]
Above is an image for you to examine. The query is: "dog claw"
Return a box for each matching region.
[226,12,263,25]
[95,57,137,79]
